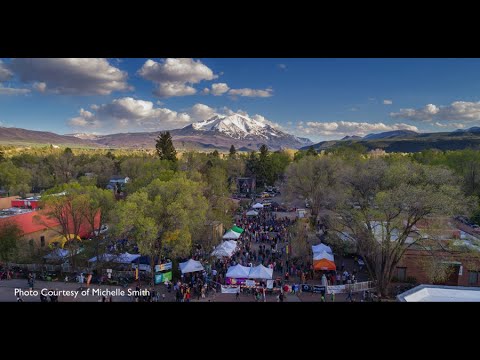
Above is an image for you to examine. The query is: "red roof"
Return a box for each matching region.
[0,211,59,234]
[0,210,100,238]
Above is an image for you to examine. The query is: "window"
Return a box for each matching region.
[468,271,479,286]
[395,267,407,282]
[40,236,45,247]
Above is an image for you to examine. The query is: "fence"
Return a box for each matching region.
[327,281,375,294]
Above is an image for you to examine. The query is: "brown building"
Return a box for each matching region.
[395,246,480,287]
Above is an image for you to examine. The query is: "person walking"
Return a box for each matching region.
[330,292,335,302]
[346,289,353,302]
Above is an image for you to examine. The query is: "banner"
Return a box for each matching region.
[245,280,256,287]
[226,277,247,285]
[132,263,152,272]
[154,271,172,284]
[267,279,274,289]
[327,285,346,294]
[221,285,240,294]
[155,262,173,272]
[313,285,326,295]
[301,284,313,293]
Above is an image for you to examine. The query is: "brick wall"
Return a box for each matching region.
[397,249,480,287]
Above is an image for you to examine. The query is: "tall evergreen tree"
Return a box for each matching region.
[155,132,177,162]
[306,146,317,157]
[229,145,237,158]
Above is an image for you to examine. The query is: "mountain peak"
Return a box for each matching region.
[191,113,268,138]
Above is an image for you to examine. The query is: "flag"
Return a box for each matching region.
[135,267,139,280]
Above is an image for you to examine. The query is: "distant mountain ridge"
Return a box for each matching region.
[0,127,99,147]
[0,114,313,150]
[302,128,480,153]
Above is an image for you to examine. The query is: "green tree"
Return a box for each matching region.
[112,173,208,285]
[37,183,89,269]
[323,158,471,297]
[285,156,342,217]
[155,131,177,162]
[0,221,22,265]
[306,146,317,157]
[81,186,115,269]
[0,160,31,196]
[229,145,237,159]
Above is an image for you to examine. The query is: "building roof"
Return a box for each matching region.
[0,209,59,234]
[397,284,480,302]
[110,175,128,180]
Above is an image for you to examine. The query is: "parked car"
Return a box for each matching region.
[91,224,109,237]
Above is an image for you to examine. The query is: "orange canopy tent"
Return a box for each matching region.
[313,250,336,271]
[313,258,336,271]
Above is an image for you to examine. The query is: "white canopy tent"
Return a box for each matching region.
[224,240,238,250]
[246,210,259,216]
[226,264,252,278]
[179,259,205,274]
[211,247,232,258]
[223,230,241,240]
[252,203,264,209]
[312,244,333,254]
[313,251,334,262]
[248,264,273,279]
[88,252,141,264]
[211,240,238,258]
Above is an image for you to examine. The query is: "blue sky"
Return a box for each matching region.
[2,58,480,141]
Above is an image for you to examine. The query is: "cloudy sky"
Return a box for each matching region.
[2,58,480,141]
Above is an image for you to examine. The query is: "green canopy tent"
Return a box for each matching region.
[231,226,244,234]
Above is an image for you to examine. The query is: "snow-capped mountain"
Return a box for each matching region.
[173,113,312,149]
[191,114,277,139]
[66,133,100,140]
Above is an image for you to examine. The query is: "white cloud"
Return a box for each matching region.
[390,104,439,121]
[68,97,192,131]
[297,121,418,138]
[0,60,13,81]
[68,108,99,128]
[9,58,130,95]
[33,82,47,93]
[434,122,466,129]
[277,64,287,70]
[153,82,196,97]
[252,114,285,130]
[138,58,216,98]
[228,87,273,97]
[383,99,393,105]
[390,101,480,122]
[0,85,30,95]
[188,103,216,121]
[210,83,230,96]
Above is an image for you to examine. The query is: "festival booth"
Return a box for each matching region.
[252,203,264,209]
[211,244,234,258]
[248,264,273,279]
[313,251,336,271]
[312,244,333,254]
[211,240,238,258]
[88,252,141,264]
[225,264,252,285]
[246,210,259,216]
[179,259,204,274]
[223,230,241,240]
[231,226,244,234]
